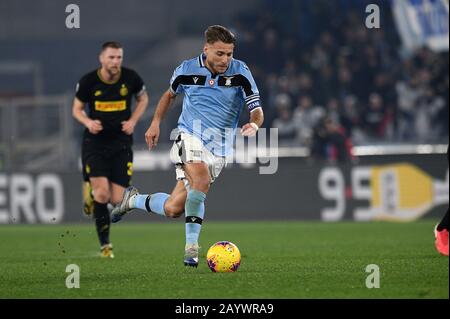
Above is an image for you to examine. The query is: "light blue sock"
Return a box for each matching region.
[185,189,206,245]
[133,193,169,216]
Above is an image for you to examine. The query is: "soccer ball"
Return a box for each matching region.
[206,241,241,272]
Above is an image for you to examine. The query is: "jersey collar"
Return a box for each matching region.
[97,68,121,85]
[198,53,206,68]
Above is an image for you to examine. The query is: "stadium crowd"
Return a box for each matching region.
[232,0,449,161]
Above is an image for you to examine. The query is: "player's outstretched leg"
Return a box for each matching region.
[111,186,139,223]
[111,187,171,223]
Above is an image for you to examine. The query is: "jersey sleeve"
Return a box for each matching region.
[169,62,186,95]
[239,63,261,112]
[75,76,90,103]
[132,71,146,97]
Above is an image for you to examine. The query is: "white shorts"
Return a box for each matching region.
[169,132,226,184]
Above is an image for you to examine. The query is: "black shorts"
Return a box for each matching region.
[81,141,133,188]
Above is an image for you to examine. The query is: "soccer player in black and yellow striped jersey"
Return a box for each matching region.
[72,41,149,258]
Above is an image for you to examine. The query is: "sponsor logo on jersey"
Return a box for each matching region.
[94,90,102,96]
[95,100,126,112]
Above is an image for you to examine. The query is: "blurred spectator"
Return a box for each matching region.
[258,28,284,75]
[325,98,341,125]
[396,77,422,141]
[310,117,354,163]
[272,106,297,146]
[340,95,361,138]
[415,88,446,142]
[293,95,325,146]
[314,64,336,106]
[362,93,389,140]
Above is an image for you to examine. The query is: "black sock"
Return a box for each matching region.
[437,208,449,231]
[94,201,110,246]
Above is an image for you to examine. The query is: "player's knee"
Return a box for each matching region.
[93,188,110,204]
[164,203,184,218]
[192,177,210,193]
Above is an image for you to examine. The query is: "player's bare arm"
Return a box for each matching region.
[122,91,149,135]
[72,97,103,134]
[145,89,177,150]
[241,107,264,137]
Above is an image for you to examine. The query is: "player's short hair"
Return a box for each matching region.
[101,41,123,51]
[205,25,236,45]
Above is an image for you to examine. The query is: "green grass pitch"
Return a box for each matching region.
[0,220,447,298]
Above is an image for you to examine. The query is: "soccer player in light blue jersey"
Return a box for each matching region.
[111,25,264,267]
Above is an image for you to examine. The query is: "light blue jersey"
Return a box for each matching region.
[169,53,261,157]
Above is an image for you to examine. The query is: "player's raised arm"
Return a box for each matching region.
[145,89,177,150]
